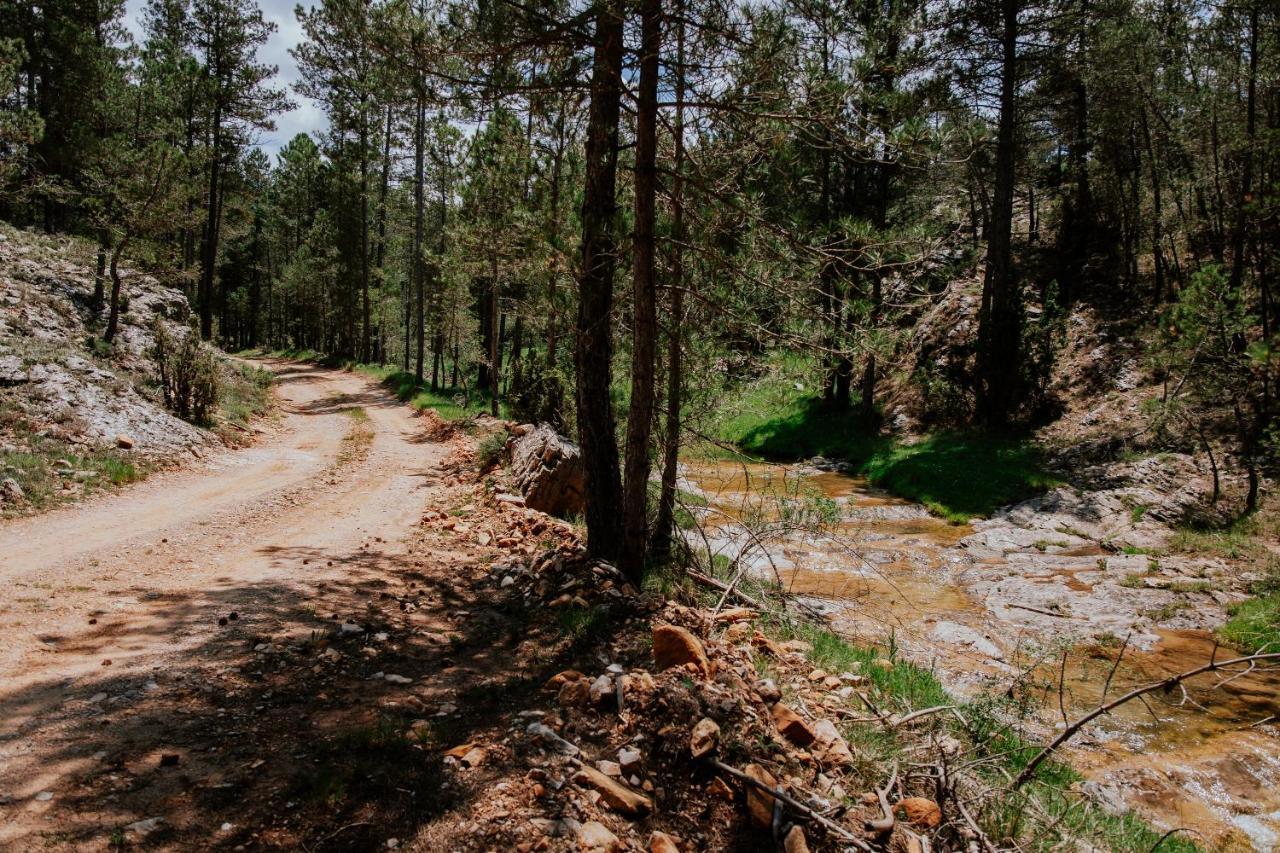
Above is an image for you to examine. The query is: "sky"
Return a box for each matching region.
[121,0,329,158]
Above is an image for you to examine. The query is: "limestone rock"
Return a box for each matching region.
[1,477,24,504]
[578,820,621,852]
[115,433,135,449]
[811,719,854,766]
[744,763,779,828]
[652,624,710,676]
[510,424,585,517]
[650,831,680,853]
[771,703,816,746]
[689,717,720,758]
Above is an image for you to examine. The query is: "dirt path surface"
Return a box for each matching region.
[0,359,464,850]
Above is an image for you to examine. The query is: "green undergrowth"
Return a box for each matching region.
[715,387,1058,522]
[217,361,274,430]
[1220,593,1280,654]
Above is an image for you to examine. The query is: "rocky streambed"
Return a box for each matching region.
[680,458,1280,851]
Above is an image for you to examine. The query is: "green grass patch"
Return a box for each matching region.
[350,363,510,421]
[714,389,1058,521]
[1220,593,1280,653]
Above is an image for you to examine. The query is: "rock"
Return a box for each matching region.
[1,477,25,504]
[753,678,781,704]
[589,674,615,706]
[559,678,592,708]
[115,433,134,449]
[743,763,779,828]
[771,704,816,746]
[895,796,942,828]
[510,425,586,518]
[597,759,622,777]
[652,624,711,676]
[526,722,580,756]
[577,820,621,852]
[572,763,652,815]
[545,669,585,690]
[783,826,810,853]
[125,817,163,835]
[618,746,642,772]
[811,719,854,766]
[689,717,720,758]
[34,791,53,802]
[723,622,751,644]
[650,831,680,853]
[384,673,413,684]
[0,355,28,386]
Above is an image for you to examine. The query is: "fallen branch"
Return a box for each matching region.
[1013,650,1280,788]
[865,760,899,836]
[686,568,765,610]
[708,758,873,850]
[892,705,956,729]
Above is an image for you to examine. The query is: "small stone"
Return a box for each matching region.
[652,624,711,677]
[384,674,412,684]
[771,704,816,746]
[577,821,620,852]
[689,717,720,758]
[895,796,943,828]
[115,434,135,449]
[650,831,680,853]
[743,764,778,828]
[596,760,622,777]
[812,719,854,766]
[783,825,810,853]
[617,746,642,772]
[588,674,614,706]
[35,791,53,802]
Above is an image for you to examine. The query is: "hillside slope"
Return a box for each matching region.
[0,225,265,514]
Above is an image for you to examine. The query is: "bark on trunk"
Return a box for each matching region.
[574,0,626,561]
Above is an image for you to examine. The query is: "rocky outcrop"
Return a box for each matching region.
[509,424,585,518]
[0,223,211,455]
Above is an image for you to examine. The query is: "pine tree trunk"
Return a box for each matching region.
[975,0,1022,428]
[620,0,662,581]
[575,0,626,562]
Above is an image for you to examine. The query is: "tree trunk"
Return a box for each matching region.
[413,94,426,383]
[620,0,662,581]
[574,0,626,562]
[103,236,129,343]
[1228,3,1258,293]
[975,0,1022,428]
[199,100,223,341]
[653,7,688,562]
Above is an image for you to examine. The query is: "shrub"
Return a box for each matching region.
[151,317,219,424]
[475,431,507,472]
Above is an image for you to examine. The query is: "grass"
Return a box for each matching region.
[715,389,1058,522]
[1220,594,1280,654]
[217,361,274,432]
[0,401,149,515]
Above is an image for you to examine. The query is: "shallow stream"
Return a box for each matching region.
[681,459,1280,851]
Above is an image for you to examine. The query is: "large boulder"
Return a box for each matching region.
[510,424,585,518]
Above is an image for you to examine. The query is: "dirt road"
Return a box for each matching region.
[0,360,451,848]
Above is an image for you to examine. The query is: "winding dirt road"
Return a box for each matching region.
[0,360,447,847]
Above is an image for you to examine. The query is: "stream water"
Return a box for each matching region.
[680,459,1280,851]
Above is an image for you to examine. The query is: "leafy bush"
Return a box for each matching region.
[150,317,219,424]
[475,431,507,472]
